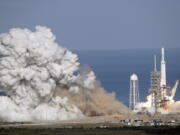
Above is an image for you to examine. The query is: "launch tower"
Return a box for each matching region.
[149,48,173,112]
[149,55,161,112]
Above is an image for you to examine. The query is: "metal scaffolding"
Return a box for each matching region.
[149,54,168,113]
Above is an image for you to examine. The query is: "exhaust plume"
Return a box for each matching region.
[55,66,130,116]
[0,26,129,122]
[135,81,180,114]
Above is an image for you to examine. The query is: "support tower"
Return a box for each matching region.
[149,48,169,112]
[149,55,161,112]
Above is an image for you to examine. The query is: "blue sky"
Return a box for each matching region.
[0,0,179,50]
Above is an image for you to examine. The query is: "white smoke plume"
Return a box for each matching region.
[0,26,129,122]
[135,95,167,114]
[135,89,180,114]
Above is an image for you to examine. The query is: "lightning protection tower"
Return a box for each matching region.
[129,73,140,111]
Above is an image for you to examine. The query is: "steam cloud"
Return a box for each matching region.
[55,66,129,116]
[0,26,129,122]
[136,89,180,114]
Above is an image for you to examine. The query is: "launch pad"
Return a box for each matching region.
[130,48,179,114]
[149,48,179,113]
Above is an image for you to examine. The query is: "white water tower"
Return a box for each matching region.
[129,73,140,111]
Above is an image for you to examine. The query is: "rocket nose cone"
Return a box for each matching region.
[161,47,165,61]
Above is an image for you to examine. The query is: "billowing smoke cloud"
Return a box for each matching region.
[135,87,180,114]
[55,66,130,116]
[0,26,129,122]
[167,101,180,113]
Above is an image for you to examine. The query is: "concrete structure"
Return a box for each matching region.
[129,73,140,111]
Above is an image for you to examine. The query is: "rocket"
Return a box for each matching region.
[160,48,166,87]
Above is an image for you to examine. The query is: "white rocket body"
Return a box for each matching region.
[160,48,166,87]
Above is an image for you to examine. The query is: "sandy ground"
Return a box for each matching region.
[58,113,180,124]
